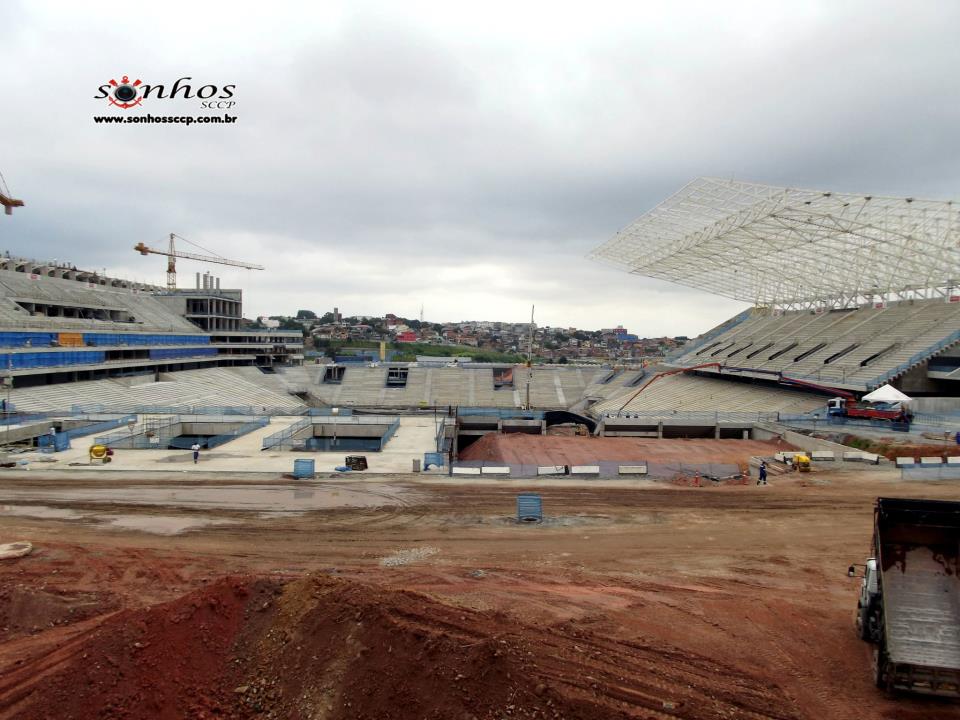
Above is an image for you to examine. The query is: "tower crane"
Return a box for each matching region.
[0,170,23,216]
[134,233,265,290]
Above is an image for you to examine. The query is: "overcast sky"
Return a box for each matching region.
[1,1,958,336]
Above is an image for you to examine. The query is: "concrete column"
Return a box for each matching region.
[714,424,720,439]
[657,421,663,439]
[742,429,750,440]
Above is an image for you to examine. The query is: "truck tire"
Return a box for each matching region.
[858,606,871,640]
[873,646,888,690]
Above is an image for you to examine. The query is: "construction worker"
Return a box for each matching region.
[191,442,201,464]
[757,461,768,485]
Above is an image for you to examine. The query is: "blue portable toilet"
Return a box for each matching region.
[516,494,543,523]
[293,458,315,478]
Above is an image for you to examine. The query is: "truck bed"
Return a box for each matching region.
[883,546,960,669]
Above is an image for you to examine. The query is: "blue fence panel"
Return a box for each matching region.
[38,433,71,452]
[148,347,218,361]
[380,418,401,449]
[82,333,212,347]
[423,451,444,468]
[0,332,57,348]
[64,414,138,440]
[458,407,544,420]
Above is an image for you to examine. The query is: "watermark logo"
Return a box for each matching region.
[95,76,236,109]
[105,75,144,109]
[93,75,238,126]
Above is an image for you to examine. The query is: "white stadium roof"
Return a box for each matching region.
[590,177,960,309]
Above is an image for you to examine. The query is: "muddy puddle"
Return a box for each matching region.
[102,514,237,535]
[0,504,86,520]
[0,482,413,513]
[0,503,235,536]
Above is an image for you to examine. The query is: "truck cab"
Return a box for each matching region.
[853,558,880,641]
[827,397,846,416]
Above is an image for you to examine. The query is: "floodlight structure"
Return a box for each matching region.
[590,177,960,310]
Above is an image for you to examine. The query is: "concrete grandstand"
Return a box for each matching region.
[591,177,960,408]
[0,256,303,393]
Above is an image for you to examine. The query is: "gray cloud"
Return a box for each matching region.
[0,1,958,334]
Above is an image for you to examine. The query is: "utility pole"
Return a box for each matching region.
[525,304,535,410]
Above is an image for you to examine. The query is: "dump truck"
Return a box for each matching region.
[851,497,960,695]
[828,397,912,427]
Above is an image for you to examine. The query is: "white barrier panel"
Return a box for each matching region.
[618,465,648,475]
[570,465,600,474]
[948,457,960,466]
[537,465,566,476]
[895,457,915,467]
[920,456,943,466]
[452,466,482,475]
[810,451,835,461]
[481,466,511,475]
[861,453,880,464]
[842,451,863,462]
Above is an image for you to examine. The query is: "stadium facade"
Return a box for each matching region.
[0,255,302,390]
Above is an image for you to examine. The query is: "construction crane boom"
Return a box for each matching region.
[0,170,23,216]
[0,192,23,216]
[134,233,264,290]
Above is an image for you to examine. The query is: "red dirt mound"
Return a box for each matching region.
[0,585,116,643]
[233,574,797,720]
[3,573,799,719]
[1,576,270,720]
[460,433,790,466]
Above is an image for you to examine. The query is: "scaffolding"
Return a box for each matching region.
[590,177,960,310]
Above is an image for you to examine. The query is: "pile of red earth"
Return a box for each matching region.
[459,433,787,467]
[1,574,798,719]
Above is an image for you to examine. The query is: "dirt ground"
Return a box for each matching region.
[460,434,794,466]
[1,468,959,719]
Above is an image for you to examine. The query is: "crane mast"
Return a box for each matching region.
[134,233,265,290]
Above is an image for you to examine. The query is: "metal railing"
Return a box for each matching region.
[72,403,306,416]
[864,329,960,390]
[261,417,311,450]
[603,410,779,423]
[63,414,138,440]
[458,407,545,419]
[0,411,50,427]
[170,418,270,450]
[664,308,754,363]
[96,415,181,448]
[380,418,400,448]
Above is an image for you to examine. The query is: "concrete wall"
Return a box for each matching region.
[753,421,858,455]
[2,422,53,444]
[898,363,943,394]
[311,423,388,438]
[181,422,245,435]
[909,397,960,413]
